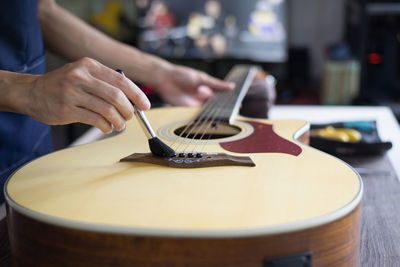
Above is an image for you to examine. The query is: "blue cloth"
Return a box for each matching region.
[0,0,53,202]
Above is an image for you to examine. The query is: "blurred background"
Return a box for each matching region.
[48,0,400,149]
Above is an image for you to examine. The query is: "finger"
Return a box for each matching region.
[83,76,134,121]
[196,85,214,100]
[122,76,152,111]
[199,72,235,91]
[77,91,127,132]
[73,107,113,134]
[178,95,203,107]
[83,60,151,110]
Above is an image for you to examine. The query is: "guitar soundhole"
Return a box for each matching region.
[174,121,241,140]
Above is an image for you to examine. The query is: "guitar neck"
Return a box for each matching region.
[195,65,259,124]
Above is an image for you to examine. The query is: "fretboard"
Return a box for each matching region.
[195,65,259,124]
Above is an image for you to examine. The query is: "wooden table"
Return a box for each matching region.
[269,105,400,266]
[345,154,400,266]
[1,105,399,266]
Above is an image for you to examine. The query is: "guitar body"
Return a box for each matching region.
[5,107,362,266]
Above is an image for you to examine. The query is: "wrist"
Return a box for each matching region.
[0,71,38,114]
[151,59,174,91]
[126,50,174,90]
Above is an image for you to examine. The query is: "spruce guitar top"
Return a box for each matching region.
[5,65,362,266]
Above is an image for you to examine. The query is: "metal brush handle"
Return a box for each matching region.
[134,107,156,139]
[115,69,156,139]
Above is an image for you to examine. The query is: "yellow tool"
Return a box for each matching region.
[311,126,362,143]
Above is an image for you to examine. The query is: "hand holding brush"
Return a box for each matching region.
[116,69,176,158]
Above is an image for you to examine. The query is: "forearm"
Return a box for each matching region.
[0,70,35,114]
[38,0,171,87]
[37,0,233,108]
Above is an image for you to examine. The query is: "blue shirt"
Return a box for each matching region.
[0,0,53,202]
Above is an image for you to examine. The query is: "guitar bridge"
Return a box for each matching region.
[120,152,255,168]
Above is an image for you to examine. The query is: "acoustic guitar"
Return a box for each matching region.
[5,66,362,266]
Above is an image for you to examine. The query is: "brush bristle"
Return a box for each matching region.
[148,137,176,157]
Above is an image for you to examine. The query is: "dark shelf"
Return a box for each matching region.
[367,3,400,15]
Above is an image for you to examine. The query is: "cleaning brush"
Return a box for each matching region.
[116,69,176,158]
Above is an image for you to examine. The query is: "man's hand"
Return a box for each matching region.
[151,64,234,107]
[25,57,150,133]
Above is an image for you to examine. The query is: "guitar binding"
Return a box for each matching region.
[120,152,255,168]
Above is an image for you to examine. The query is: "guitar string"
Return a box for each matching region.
[176,83,237,150]
[193,89,239,154]
[179,70,246,154]
[185,86,240,154]
[169,97,220,153]
[181,94,229,153]
[170,69,240,152]
[169,104,212,152]
[170,68,249,155]
[193,69,253,153]
[176,94,228,153]
[197,105,234,152]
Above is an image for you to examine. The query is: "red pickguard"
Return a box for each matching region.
[220,121,302,156]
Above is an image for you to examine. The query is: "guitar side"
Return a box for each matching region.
[5,106,362,266]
